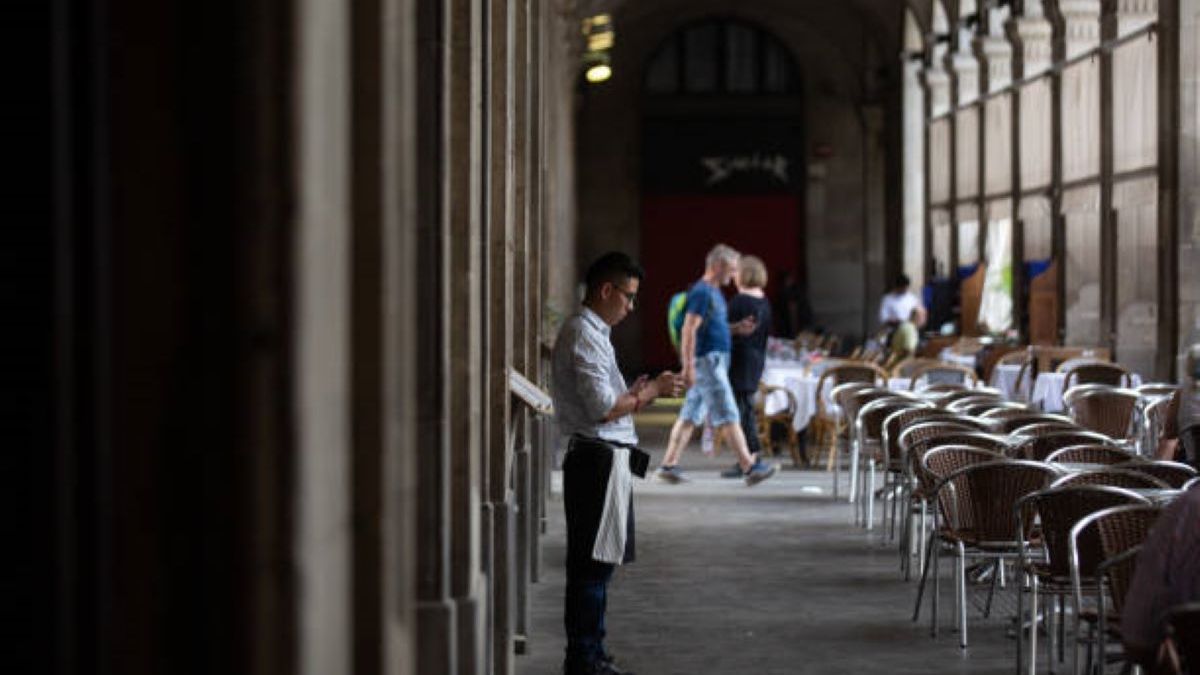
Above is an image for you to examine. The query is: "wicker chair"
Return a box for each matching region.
[1141,393,1178,458]
[1072,505,1163,675]
[755,383,805,467]
[908,362,980,391]
[1044,444,1139,466]
[959,400,1028,418]
[891,357,944,379]
[1050,469,1171,490]
[1060,361,1135,394]
[811,363,889,493]
[834,388,897,500]
[1166,603,1200,674]
[993,350,1034,402]
[854,398,928,529]
[933,388,997,409]
[1114,459,1199,488]
[997,414,1079,435]
[1064,385,1140,443]
[1015,485,1150,675]
[916,459,1058,648]
[944,393,1008,413]
[1008,430,1117,461]
[881,408,963,541]
[898,428,1010,579]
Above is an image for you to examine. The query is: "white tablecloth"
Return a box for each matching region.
[991,363,1028,401]
[938,349,978,369]
[1030,372,1143,412]
[762,367,822,431]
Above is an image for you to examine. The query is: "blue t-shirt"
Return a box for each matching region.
[684,281,731,357]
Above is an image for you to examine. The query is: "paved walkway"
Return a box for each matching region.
[516,424,1017,675]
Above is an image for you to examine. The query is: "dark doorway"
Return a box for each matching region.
[639,19,806,372]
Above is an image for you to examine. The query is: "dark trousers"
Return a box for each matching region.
[734,389,762,457]
[562,440,635,668]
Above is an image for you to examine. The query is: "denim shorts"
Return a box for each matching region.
[678,351,741,427]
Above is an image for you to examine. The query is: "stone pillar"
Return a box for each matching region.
[294,0,354,672]
[414,0,457,671]
[1009,14,1052,341]
[484,0,516,672]
[445,0,486,671]
[1167,0,1194,378]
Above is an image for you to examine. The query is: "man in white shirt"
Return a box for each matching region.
[878,274,927,328]
[551,251,680,675]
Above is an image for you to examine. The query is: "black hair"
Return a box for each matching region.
[584,251,644,293]
[893,274,911,289]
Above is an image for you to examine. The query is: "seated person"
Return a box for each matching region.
[1124,391,1199,672]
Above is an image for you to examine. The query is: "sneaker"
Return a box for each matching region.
[744,461,778,486]
[719,463,744,479]
[655,465,685,484]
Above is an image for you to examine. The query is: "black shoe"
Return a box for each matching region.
[720,463,744,478]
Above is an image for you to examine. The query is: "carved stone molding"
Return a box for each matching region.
[1055,0,1102,56]
[923,66,952,116]
[1010,17,1053,75]
[947,51,981,104]
[975,36,1013,90]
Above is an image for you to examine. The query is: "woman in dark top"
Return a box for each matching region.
[723,255,773,478]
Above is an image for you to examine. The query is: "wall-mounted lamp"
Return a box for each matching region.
[582,14,614,85]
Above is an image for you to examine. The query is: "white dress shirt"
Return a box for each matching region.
[879,290,923,324]
[551,307,638,446]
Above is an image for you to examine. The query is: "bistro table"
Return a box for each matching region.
[1030,372,1144,412]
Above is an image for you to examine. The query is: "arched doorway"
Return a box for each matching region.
[638,18,806,371]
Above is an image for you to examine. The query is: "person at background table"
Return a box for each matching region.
[773,269,813,338]
[655,244,778,486]
[878,274,927,330]
[721,255,774,478]
[551,251,682,675]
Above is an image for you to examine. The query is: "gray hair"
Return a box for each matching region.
[705,243,740,268]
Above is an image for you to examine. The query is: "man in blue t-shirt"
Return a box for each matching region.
[656,244,778,486]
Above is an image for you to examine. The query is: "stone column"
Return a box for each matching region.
[445,0,486,671]
[1166,0,1193,378]
[414,0,457,671]
[294,0,354,672]
[484,0,516,672]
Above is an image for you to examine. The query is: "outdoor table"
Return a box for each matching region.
[1030,372,1143,412]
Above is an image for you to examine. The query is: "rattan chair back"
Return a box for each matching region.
[960,400,1028,418]
[908,362,980,391]
[1061,362,1134,393]
[944,394,1006,413]
[1114,460,1199,488]
[1009,430,1115,461]
[839,389,895,432]
[1044,444,1138,465]
[1023,485,1149,579]
[933,388,994,409]
[1050,468,1171,489]
[882,408,960,468]
[890,357,943,379]
[948,461,1060,544]
[1064,385,1140,440]
[997,414,1079,435]
[1076,505,1163,614]
[857,398,924,447]
[921,447,1006,531]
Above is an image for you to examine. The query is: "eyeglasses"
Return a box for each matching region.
[616,288,637,308]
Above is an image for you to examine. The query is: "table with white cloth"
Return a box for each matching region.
[1029,372,1144,412]
[991,363,1027,401]
[938,348,978,370]
[760,365,954,431]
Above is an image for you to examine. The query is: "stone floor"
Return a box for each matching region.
[516,419,1020,675]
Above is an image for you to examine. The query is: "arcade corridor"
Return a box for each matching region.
[27,0,1200,673]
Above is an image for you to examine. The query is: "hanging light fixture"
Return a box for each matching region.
[582,14,615,84]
